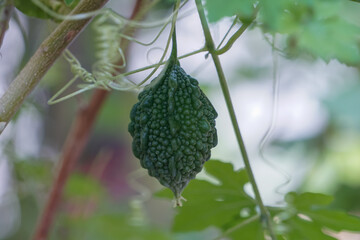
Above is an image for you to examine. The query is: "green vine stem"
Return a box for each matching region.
[215,7,258,55]
[0,0,109,134]
[136,0,181,86]
[195,1,277,239]
[124,46,207,76]
[215,18,253,55]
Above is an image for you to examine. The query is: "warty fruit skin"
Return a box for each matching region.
[128,62,218,202]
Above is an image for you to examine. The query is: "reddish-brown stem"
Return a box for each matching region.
[33,89,109,240]
[32,1,150,239]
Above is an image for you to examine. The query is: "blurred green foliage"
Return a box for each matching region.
[157,161,360,239]
[205,0,360,65]
[3,0,360,239]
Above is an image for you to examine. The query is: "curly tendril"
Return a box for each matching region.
[45,0,190,104]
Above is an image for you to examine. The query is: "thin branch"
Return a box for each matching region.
[32,1,152,239]
[123,46,207,76]
[32,89,109,240]
[216,8,258,55]
[0,0,13,49]
[216,16,239,51]
[194,1,277,240]
[215,20,252,55]
[0,0,109,134]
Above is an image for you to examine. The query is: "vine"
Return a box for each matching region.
[195,0,277,239]
[0,0,110,133]
[45,0,189,103]
[35,0,255,105]
[2,0,360,239]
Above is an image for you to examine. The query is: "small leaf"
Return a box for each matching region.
[64,0,80,7]
[325,83,360,130]
[64,173,105,198]
[205,0,255,22]
[304,210,360,232]
[228,216,265,240]
[62,213,173,240]
[285,217,336,240]
[285,192,333,210]
[259,0,287,31]
[14,0,51,19]
[156,160,257,234]
[155,188,174,199]
[280,192,360,238]
[64,0,75,5]
[204,160,249,193]
[14,160,52,182]
[258,0,360,65]
[297,18,360,64]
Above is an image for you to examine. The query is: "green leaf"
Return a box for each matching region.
[63,0,80,8]
[258,0,287,31]
[60,213,173,240]
[14,160,52,182]
[279,191,360,238]
[14,0,51,19]
[64,173,105,198]
[285,217,336,240]
[228,216,265,240]
[325,83,360,130]
[64,0,75,5]
[285,192,333,210]
[156,160,257,234]
[304,210,360,232]
[297,18,360,64]
[258,0,360,65]
[86,214,172,240]
[204,0,255,22]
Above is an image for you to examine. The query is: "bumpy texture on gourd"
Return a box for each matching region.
[128,28,217,204]
[128,61,218,203]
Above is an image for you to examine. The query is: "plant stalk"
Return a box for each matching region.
[0,0,109,134]
[215,18,256,55]
[195,1,277,239]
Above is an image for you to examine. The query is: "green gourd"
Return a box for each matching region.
[128,27,218,206]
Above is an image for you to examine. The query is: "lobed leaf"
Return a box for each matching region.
[258,0,360,65]
[279,192,360,238]
[285,192,334,210]
[155,160,257,233]
[204,0,255,22]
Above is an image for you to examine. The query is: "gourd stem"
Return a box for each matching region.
[169,3,178,63]
[195,1,277,240]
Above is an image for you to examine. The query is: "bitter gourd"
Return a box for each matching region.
[128,27,217,205]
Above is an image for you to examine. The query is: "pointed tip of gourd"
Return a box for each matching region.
[170,188,187,207]
[173,195,187,207]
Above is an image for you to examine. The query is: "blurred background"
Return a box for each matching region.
[0,0,360,239]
